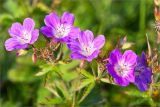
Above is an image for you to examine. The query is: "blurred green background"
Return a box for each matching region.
[0,0,159,107]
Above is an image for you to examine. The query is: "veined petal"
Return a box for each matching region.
[107,63,119,78]
[114,77,130,86]
[70,52,85,60]
[5,38,19,51]
[68,27,80,39]
[8,22,22,37]
[109,49,122,65]
[41,26,53,38]
[61,12,74,25]
[79,30,94,45]
[86,50,100,62]
[15,44,28,49]
[141,68,152,83]
[123,50,137,65]
[93,35,105,49]
[145,68,152,83]
[30,29,39,44]
[23,18,35,32]
[141,52,147,66]
[5,38,28,51]
[44,12,60,28]
[124,69,135,82]
[133,51,152,92]
[67,39,81,51]
[135,78,148,92]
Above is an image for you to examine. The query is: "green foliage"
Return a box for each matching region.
[0,0,159,107]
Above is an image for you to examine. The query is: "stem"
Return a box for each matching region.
[137,0,146,47]
[71,91,76,107]
[56,43,63,61]
[90,62,96,77]
[31,44,35,49]
[97,64,102,79]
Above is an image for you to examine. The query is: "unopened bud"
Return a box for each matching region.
[154,0,160,6]
[157,32,160,44]
[32,53,37,63]
[80,60,85,69]
[16,49,27,56]
[154,7,160,21]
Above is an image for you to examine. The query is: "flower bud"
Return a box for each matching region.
[16,49,27,56]
[32,53,37,63]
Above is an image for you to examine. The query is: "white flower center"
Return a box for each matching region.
[17,31,31,44]
[80,42,96,56]
[114,59,131,77]
[53,24,71,38]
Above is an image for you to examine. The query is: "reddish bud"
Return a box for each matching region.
[32,53,37,63]
[80,60,85,69]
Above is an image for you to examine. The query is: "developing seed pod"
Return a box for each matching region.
[79,60,85,69]
[32,52,37,63]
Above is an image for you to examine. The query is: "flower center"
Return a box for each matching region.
[114,60,131,77]
[53,24,71,38]
[80,42,95,56]
[18,31,31,44]
[134,64,145,76]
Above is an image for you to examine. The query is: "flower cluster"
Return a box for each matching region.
[4,11,152,92]
[107,49,152,91]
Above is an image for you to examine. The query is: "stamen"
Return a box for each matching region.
[17,31,31,44]
[114,60,131,77]
[54,24,71,38]
[80,42,95,56]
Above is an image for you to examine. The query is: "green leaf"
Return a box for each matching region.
[37,87,50,104]
[76,79,94,91]
[35,64,59,76]
[3,0,26,17]
[100,78,110,83]
[126,89,149,98]
[62,71,78,82]
[0,13,13,24]
[77,68,94,79]
[54,81,71,100]
[45,84,61,98]
[44,98,63,105]
[100,78,116,85]
[35,70,50,76]
[78,83,95,104]
[36,2,51,13]
[8,66,36,82]
[60,60,80,72]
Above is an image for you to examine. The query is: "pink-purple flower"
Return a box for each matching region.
[106,49,137,86]
[67,30,105,62]
[40,12,80,42]
[134,52,152,92]
[5,18,39,51]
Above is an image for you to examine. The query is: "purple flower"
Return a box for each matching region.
[67,30,105,62]
[106,49,137,86]
[5,18,39,51]
[134,52,152,92]
[40,12,80,42]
